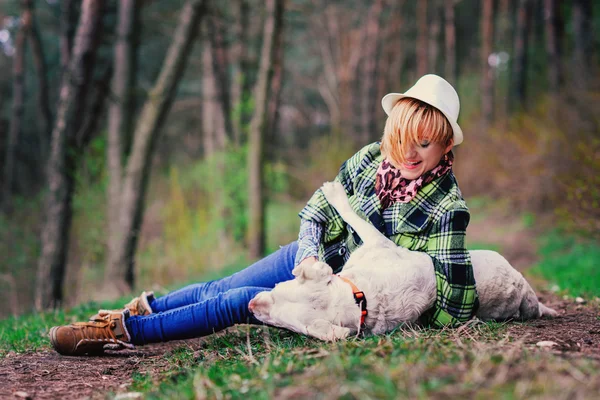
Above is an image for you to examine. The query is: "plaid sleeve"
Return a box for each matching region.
[423,209,479,327]
[294,218,323,266]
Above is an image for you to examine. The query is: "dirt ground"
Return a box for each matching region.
[1,213,599,399]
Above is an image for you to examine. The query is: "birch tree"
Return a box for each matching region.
[247,0,284,258]
[36,0,105,309]
[105,0,207,294]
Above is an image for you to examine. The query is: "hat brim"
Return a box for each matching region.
[381,93,463,146]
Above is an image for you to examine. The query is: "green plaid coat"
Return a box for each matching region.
[299,142,479,327]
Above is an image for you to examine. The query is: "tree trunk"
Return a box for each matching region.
[416,0,428,77]
[106,0,139,288]
[247,0,284,259]
[543,0,563,93]
[360,0,383,145]
[480,0,494,130]
[202,21,229,248]
[381,1,406,97]
[444,0,456,84]
[24,0,52,163]
[36,0,105,310]
[60,0,77,74]
[572,0,593,89]
[202,36,217,157]
[3,4,29,212]
[495,0,511,125]
[267,24,285,155]
[207,8,233,145]
[511,0,533,112]
[428,0,441,74]
[231,0,250,145]
[106,0,206,295]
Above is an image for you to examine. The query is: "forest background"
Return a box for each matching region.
[0,0,598,319]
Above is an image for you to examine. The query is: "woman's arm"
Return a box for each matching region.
[423,209,479,327]
[294,218,323,266]
[298,143,378,239]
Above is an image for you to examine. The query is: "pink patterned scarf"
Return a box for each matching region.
[375,152,454,208]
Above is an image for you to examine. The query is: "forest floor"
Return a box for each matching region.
[1,207,599,399]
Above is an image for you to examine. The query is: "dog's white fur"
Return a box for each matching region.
[249,181,557,341]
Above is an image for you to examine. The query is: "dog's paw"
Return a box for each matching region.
[321,181,352,213]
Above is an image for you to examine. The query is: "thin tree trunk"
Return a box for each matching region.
[207,9,233,144]
[572,0,593,89]
[3,4,30,212]
[511,0,533,112]
[428,0,441,74]
[247,0,284,258]
[24,0,52,163]
[231,0,250,145]
[106,0,139,287]
[36,0,105,310]
[444,0,456,84]
[416,0,428,77]
[360,0,383,145]
[480,0,494,130]
[60,0,76,74]
[203,19,229,248]
[202,36,217,157]
[495,0,511,125]
[106,0,206,295]
[382,1,405,97]
[543,0,563,93]
[78,65,113,148]
[267,26,285,154]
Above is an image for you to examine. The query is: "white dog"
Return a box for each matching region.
[249,182,557,341]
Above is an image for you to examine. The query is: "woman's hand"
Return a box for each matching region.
[298,256,318,269]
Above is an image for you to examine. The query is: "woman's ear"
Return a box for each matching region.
[444,139,454,154]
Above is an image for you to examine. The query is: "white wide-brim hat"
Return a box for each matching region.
[381,74,463,145]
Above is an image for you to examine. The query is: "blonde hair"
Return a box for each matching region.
[380,97,453,165]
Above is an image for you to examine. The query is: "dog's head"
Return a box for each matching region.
[249,261,354,341]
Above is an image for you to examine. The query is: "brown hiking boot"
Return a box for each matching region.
[89,291,154,321]
[49,310,134,356]
[124,291,154,316]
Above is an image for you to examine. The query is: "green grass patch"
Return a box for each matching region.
[129,322,598,399]
[530,231,600,298]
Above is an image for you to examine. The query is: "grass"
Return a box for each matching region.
[124,323,598,399]
[2,307,599,398]
[530,231,600,298]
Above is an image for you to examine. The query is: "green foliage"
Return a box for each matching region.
[72,136,109,266]
[136,146,296,290]
[0,196,43,317]
[530,231,600,298]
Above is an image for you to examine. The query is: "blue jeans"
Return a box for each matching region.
[125,242,298,345]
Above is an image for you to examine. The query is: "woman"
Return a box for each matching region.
[50,74,478,356]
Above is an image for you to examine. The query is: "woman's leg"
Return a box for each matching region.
[150,242,298,312]
[126,286,267,344]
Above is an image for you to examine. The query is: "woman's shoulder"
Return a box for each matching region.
[348,142,381,164]
[341,142,382,180]
[432,172,470,217]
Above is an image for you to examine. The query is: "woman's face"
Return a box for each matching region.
[392,140,453,180]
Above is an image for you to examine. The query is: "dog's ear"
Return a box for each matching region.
[306,319,351,341]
